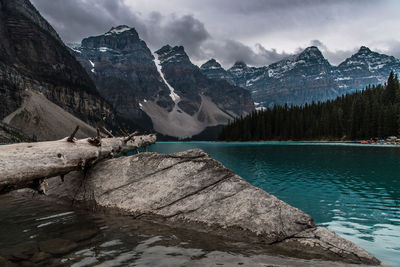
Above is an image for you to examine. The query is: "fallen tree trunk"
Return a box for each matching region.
[0,133,157,193]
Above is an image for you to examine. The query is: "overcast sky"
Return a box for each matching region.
[31,0,400,68]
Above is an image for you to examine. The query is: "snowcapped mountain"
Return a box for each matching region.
[336,46,400,89]
[201,46,400,108]
[228,62,267,89]
[70,26,174,129]
[71,27,254,138]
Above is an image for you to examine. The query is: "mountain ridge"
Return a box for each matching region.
[201,46,400,108]
[71,27,254,138]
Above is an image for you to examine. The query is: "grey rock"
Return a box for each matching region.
[274,227,380,265]
[46,149,380,265]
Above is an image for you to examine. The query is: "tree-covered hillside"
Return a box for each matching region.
[219,72,400,141]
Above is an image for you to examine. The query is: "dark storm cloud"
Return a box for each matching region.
[144,13,210,58]
[205,0,371,14]
[31,0,211,58]
[31,0,146,43]
[202,40,291,68]
[31,0,399,68]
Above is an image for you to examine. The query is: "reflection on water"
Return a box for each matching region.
[147,142,400,266]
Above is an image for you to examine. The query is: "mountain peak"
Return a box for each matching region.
[81,25,143,50]
[155,45,185,56]
[299,46,324,59]
[106,25,134,35]
[358,46,371,54]
[155,45,190,65]
[304,46,321,53]
[231,61,247,69]
[201,58,222,69]
[296,46,331,66]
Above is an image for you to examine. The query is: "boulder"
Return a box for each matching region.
[46,149,380,265]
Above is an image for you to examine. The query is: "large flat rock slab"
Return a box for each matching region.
[46,149,380,265]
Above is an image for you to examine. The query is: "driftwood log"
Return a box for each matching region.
[0,130,157,194]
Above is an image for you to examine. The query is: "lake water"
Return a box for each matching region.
[148,142,400,266]
[0,142,399,266]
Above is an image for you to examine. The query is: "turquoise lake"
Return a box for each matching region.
[148,142,400,266]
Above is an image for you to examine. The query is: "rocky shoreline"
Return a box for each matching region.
[21,149,380,265]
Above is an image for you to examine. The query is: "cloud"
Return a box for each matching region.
[143,13,210,59]
[31,0,210,59]
[31,0,400,69]
[310,40,357,66]
[31,0,145,43]
[375,40,400,60]
[199,40,290,68]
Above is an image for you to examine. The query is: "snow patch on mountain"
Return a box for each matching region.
[88,60,95,73]
[106,25,131,35]
[153,53,180,103]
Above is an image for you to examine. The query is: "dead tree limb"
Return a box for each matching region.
[67,126,80,142]
[0,133,157,194]
[124,131,139,143]
[101,127,114,138]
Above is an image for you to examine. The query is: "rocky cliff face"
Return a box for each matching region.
[145,45,254,138]
[0,122,33,144]
[0,0,116,135]
[71,26,174,128]
[72,29,254,138]
[155,45,255,116]
[201,46,400,108]
[200,59,234,84]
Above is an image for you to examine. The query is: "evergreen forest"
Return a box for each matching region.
[218,72,400,141]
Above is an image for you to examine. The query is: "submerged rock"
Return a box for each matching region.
[30,251,51,263]
[62,229,98,242]
[46,149,380,265]
[39,238,78,256]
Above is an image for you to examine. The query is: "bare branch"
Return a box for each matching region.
[124,131,139,143]
[101,127,114,138]
[88,128,102,146]
[67,126,80,142]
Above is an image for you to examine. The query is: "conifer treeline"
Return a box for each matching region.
[219,72,400,141]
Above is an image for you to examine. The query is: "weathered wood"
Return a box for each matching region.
[0,134,157,193]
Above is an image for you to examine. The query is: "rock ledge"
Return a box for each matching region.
[47,149,380,265]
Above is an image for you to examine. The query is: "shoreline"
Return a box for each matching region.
[159,140,400,146]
